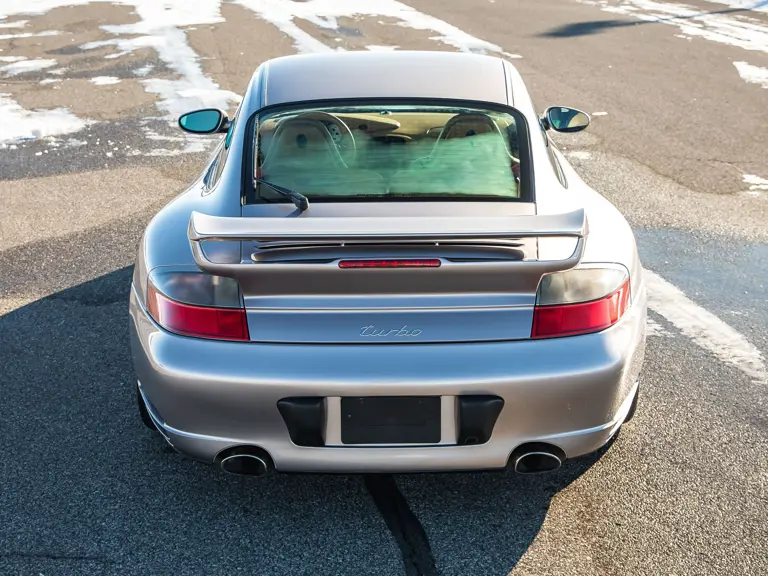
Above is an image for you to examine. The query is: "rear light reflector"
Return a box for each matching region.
[532,279,630,338]
[338,259,441,269]
[147,282,249,341]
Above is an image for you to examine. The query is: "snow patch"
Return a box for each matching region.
[733,60,768,88]
[743,174,768,195]
[90,75,121,85]
[140,124,217,156]
[1,0,521,156]
[580,0,768,55]
[701,1,768,14]
[236,0,505,54]
[0,56,26,62]
[0,93,89,144]
[0,1,92,19]
[39,77,61,84]
[366,45,399,51]
[78,3,240,118]
[0,20,28,28]
[0,58,56,76]
[141,78,240,119]
[566,150,593,160]
[592,111,608,116]
[0,30,59,40]
[133,63,154,76]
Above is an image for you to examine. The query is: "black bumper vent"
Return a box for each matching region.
[277,397,325,447]
[457,395,504,445]
[278,395,504,447]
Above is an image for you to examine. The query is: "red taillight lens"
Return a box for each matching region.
[532,279,630,338]
[146,282,249,341]
[338,259,441,269]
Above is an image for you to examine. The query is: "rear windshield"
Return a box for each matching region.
[249,103,528,204]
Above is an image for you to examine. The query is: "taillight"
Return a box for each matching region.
[532,266,630,338]
[146,270,249,341]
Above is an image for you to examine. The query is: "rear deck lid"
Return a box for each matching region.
[188,209,588,344]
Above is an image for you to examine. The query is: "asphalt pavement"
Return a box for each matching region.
[1,1,767,575]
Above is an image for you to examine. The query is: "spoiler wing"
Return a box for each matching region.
[188,209,589,280]
[189,209,588,243]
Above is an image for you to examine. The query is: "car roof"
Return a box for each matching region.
[256,51,512,108]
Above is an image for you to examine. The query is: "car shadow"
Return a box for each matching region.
[391,440,613,575]
[0,266,612,575]
[538,2,767,38]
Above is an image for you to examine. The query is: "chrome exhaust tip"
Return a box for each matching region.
[509,442,565,474]
[217,447,274,477]
[514,452,562,474]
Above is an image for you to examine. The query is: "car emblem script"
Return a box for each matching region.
[360,325,422,337]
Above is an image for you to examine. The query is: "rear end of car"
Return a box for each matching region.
[130,81,645,475]
[130,207,645,475]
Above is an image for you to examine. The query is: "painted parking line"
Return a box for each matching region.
[645,270,767,383]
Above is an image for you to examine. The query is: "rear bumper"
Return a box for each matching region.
[130,285,646,473]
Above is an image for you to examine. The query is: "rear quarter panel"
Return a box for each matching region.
[550,147,645,301]
[132,148,239,304]
[505,61,643,299]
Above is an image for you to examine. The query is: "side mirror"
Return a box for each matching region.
[542,106,590,133]
[178,108,229,134]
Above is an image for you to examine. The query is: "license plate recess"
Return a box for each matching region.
[340,396,441,445]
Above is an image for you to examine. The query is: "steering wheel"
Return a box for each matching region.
[294,111,356,165]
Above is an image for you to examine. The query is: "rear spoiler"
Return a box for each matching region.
[189,209,588,243]
[188,209,588,274]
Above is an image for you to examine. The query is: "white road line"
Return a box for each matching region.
[645,270,767,383]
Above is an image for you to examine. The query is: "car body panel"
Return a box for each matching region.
[130,282,646,471]
[189,206,587,344]
[130,51,647,473]
[260,51,511,107]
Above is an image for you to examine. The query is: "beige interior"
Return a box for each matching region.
[255,108,521,197]
[260,118,346,174]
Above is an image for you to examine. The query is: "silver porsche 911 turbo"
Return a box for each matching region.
[130,51,646,477]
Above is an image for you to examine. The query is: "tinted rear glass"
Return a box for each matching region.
[249,103,528,203]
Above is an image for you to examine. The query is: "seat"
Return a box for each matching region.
[258,117,387,197]
[402,113,511,169]
[388,113,518,196]
[435,112,502,141]
[260,117,347,182]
